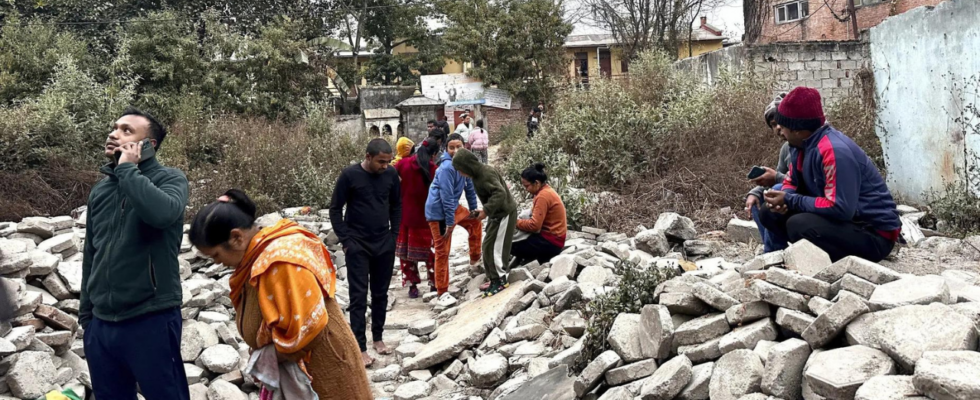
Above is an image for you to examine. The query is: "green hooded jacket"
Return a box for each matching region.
[452,149,517,219]
[79,151,188,328]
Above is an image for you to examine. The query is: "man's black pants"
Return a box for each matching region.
[756,208,894,262]
[346,237,396,352]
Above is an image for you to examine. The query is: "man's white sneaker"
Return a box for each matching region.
[435,293,458,308]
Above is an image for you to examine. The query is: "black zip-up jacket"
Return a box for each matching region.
[79,154,188,328]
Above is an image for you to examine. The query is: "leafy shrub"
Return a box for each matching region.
[0,16,94,104]
[577,260,678,371]
[927,180,980,237]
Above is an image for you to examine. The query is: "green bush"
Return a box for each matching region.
[0,16,94,104]
[928,180,980,237]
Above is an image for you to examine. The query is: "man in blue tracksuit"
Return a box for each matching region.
[759,87,901,262]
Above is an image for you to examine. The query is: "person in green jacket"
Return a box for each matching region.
[453,149,518,297]
[81,107,191,400]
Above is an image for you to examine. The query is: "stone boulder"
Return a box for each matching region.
[868,275,951,311]
[6,351,57,399]
[574,350,622,397]
[677,362,713,400]
[470,353,508,388]
[639,354,693,400]
[199,344,241,373]
[653,212,697,241]
[762,339,811,400]
[804,346,897,399]
[855,376,928,400]
[709,349,764,400]
[912,351,980,400]
[607,313,655,362]
[870,303,977,371]
[640,304,674,359]
[727,218,762,245]
[636,229,670,256]
[206,380,247,400]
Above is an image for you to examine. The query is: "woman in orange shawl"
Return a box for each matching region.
[189,189,371,399]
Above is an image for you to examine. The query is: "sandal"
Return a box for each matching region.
[408,285,420,299]
[482,280,506,297]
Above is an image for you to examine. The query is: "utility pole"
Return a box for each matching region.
[847,0,860,40]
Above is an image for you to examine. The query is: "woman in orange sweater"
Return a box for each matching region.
[511,163,568,266]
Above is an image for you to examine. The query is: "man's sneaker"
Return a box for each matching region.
[435,293,458,308]
[480,276,510,291]
[482,280,506,297]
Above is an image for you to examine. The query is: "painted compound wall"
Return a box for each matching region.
[871,0,980,203]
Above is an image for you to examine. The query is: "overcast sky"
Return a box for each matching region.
[567,0,745,41]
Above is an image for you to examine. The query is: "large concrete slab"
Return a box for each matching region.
[403,281,526,370]
[709,349,764,400]
[868,275,951,311]
[762,338,811,400]
[805,346,897,399]
[855,376,928,400]
[912,351,980,400]
[872,304,977,371]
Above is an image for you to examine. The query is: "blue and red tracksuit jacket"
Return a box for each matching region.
[782,124,902,241]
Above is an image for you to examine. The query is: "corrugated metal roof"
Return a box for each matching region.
[364,109,400,119]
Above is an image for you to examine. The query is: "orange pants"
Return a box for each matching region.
[428,206,483,294]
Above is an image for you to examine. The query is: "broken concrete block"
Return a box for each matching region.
[727,218,762,244]
[607,313,655,362]
[765,267,832,298]
[548,256,578,282]
[574,350,622,397]
[660,292,711,316]
[709,349,764,400]
[36,233,76,255]
[504,324,546,343]
[0,253,31,274]
[725,302,771,326]
[677,336,723,364]
[674,313,730,347]
[762,338,810,400]
[6,351,57,399]
[718,318,778,354]
[807,297,833,316]
[802,293,869,349]
[855,375,928,400]
[470,353,508,388]
[804,346,897,399]
[17,218,56,239]
[605,358,658,386]
[677,361,713,400]
[653,212,697,241]
[775,307,815,337]
[597,386,633,400]
[635,229,670,256]
[692,282,740,311]
[839,274,877,299]
[33,304,77,332]
[912,351,980,400]
[783,240,831,277]
[812,257,850,283]
[554,284,583,312]
[639,354,692,400]
[873,303,978,371]
[843,257,901,284]
[868,275,951,310]
[753,280,809,312]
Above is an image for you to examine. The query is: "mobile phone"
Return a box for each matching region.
[113,139,154,164]
[747,166,766,180]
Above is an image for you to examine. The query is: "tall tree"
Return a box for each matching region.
[441,0,573,102]
[360,0,443,85]
[579,0,725,60]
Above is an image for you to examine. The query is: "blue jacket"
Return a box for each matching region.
[425,152,478,226]
[782,125,901,240]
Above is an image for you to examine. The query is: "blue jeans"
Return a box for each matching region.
[751,183,784,252]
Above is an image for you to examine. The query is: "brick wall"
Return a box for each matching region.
[484,107,531,143]
[675,41,870,102]
[758,0,946,44]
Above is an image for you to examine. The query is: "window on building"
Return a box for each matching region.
[575,52,589,77]
[774,0,809,24]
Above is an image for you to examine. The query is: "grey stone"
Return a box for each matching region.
[872,304,978,371]
[35,331,72,347]
[16,218,55,239]
[34,303,77,332]
[640,305,674,359]
[674,313,730,346]
[598,386,633,400]
[869,275,951,310]
[855,375,928,400]
[601,242,631,260]
[548,339,584,369]
[636,229,670,256]
[812,257,850,283]
[179,320,219,362]
[5,326,35,351]
[371,364,401,382]
[677,336,723,363]
[684,240,718,256]
[661,292,711,316]
[843,257,901,284]
[943,273,980,303]
[719,318,778,354]
[727,218,762,244]
[912,351,980,400]
[408,319,437,336]
[405,281,526,370]
[543,276,574,297]
[548,256,578,281]
[13,291,41,316]
[653,212,697,241]
[207,380,247,400]
[805,346,897,399]
[578,265,611,287]
[605,359,658,386]
[802,293,869,349]
[41,274,71,301]
[765,268,832,298]
[499,365,575,400]
[55,262,82,294]
[677,362,714,400]
[763,338,811,400]
[505,324,546,343]
[199,344,240,374]
[575,350,622,397]
[0,253,30,274]
[753,340,777,365]
[753,280,809,312]
[554,284,583,312]
[607,313,655,362]
[693,282,740,311]
[807,297,833,316]
[470,353,508,388]
[710,349,764,400]
[6,351,56,399]
[726,302,771,326]
[775,308,816,337]
[950,301,980,329]
[394,381,431,400]
[396,342,423,358]
[783,240,831,277]
[639,354,693,400]
[27,251,59,276]
[37,234,75,255]
[839,274,877,299]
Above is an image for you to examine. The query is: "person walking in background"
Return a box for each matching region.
[453,149,518,297]
[190,190,372,399]
[469,119,490,163]
[81,107,190,400]
[511,163,567,266]
[747,93,792,252]
[394,138,440,298]
[393,136,415,166]
[527,107,542,140]
[454,113,472,143]
[328,138,402,366]
[425,133,483,307]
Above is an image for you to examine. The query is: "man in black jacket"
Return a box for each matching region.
[330,138,402,367]
[82,107,190,400]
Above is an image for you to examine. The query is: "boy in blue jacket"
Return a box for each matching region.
[759,87,901,262]
[426,133,483,305]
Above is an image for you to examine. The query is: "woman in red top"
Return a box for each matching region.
[394,137,440,298]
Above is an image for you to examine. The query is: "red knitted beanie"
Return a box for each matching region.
[775,87,826,131]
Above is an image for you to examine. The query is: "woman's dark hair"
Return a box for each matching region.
[447,133,464,144]
[476,119,484,129]
[189,189,257,248]
[521,163,548,184]
[431,127,447,143]
[415,136,441,184]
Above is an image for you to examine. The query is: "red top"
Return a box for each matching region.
[394,154,438,229]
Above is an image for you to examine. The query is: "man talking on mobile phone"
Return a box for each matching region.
[81,107,190,400]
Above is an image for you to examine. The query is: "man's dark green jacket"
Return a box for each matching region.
[79,153,188,328]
